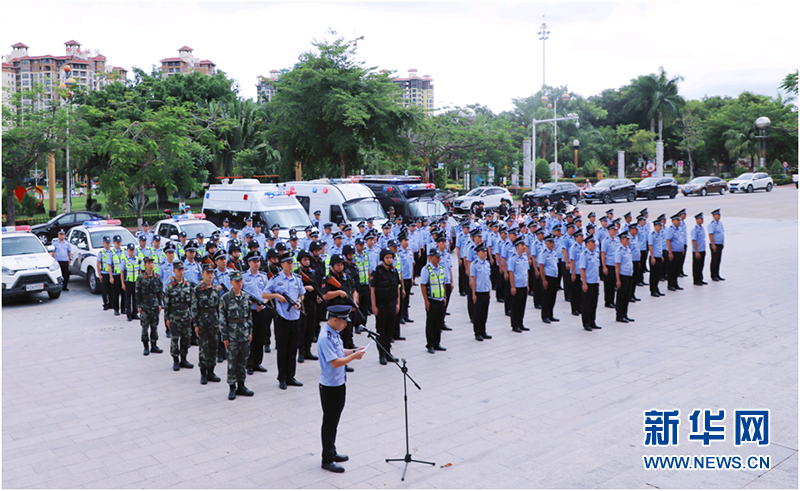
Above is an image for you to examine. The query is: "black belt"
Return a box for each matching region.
[198,307,216,314]
[226,317,245,323]
[142,294,158,299]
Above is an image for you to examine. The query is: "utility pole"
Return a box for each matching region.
[538,16,549,88]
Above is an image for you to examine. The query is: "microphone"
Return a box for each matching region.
[361,327,380,338]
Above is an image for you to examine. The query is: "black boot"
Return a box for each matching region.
[143,341,150,356]
[180,356,194,369]
[200,369,208,385]
[179,339,193,368]
[150,342,163,354]
[228,384,236,400]
[236,381,254,397]
[298,350,305,363]
[173,356,180,371]
[207,367,221,383]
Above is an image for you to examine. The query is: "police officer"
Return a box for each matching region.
[141,221,154,247]
[264,252,304,390]
[297,249,320,363]
[195,233,207,257]
[435,234,454,328]
[370,249,401,365]
[708,209,725,281]
[353,239,371,333]
[648,219,665,297]
[568,230,585,316]
[311,211,322,231]
[322,254,358,351]
[220,218,232,237]
[508,236,530,333]
[220,270,254,400]
[193,264,222,385]
[691,212,707,285]
[600,224,619,308]
[182,241,202,285]
[420,248,447,353]
[108,235,126,316]
[318,305,365,473]
[578,235,601,331]
[136,256,164,356]
[470,243,492,341]
[164,260,194,371]
[51,229,71,291]
[241,216,256,240]
[615,231,635,323]
[538,234,560,324]
[97,236,113,310]
[121,243,140,321]
[243,251,269,375]
[628,224,642,302]
[678,208,689,278]
[666,214,685,291]
[635,215,649,286]
[397,233,415,324]
[455,221,471,296]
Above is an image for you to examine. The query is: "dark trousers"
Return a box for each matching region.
[631,261,640,299]
[661,250,669,280]
[425,299,445,348]
[491,261,500,296]
[320,383,346,464]
[458,259,468,294]
[414,250,426,277]
[401,279,412,320]
[375,303,396,358]
[681,244,688,275]
[542,275,558,320]
[510,286,527,329]
[649,257,663,294]
[59,261,70,289]
[710,244,724,278]
[570,274,582,314]
[110,274,123,312]
[603,265,616,306]
[581,283,599,327]
[274,316,299,382]
[641,247,649,272]
[124,281,137,319]
[616,274,633,319]
[504,275,513,315]
[101,273,110,308]
[635,253,647,284]
[248,309,267,369]
[300,297,317,353]
[560,262,572,301]
[532,271,543,307]
[693,251,706,283]
[668,251,684,288]
[264,308,275,349]
[444,283,453,315]
[357,286,370,326]
[465,278,475,322]
[473,292,490,336]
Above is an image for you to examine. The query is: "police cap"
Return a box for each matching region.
[327,304,351,319]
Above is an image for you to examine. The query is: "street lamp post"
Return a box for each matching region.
[538,92,575,183]
[755,116,771,170]
[538,18,550,88]
[530,110,579,189]
[573,139,580,170]
[59,66,76,213]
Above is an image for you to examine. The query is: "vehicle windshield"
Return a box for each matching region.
[638,178,659,186]
[536,183,557,192]
[2,236,47,256]
[179,221,221,238]
[737,173,754,180]
[407,200,448,218]
[259,209,312,230]
[465,188,485,197]
[343,199,387,221]
[689,177,711,184]
[593,180,614,189]
[89,229,136,249]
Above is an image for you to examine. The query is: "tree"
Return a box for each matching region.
[624,67,684,142]
[676,109,704,179]
[780,69,798,104]
[270,32,421,178]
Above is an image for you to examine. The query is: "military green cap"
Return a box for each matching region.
[173,260,184,269]
[143,256,154,263]
[229,271,243,281]
[203,264,216,272]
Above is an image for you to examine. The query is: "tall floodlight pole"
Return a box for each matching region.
[538,18,549,88]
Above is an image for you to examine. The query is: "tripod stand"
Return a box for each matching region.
[365,330,435,481]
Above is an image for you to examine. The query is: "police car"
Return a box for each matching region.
[66,219,138,294]
[2,226,64,300]
[153,212,228,250]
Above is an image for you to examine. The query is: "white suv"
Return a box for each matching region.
[2,226,64,300]
[66,220,138,294]
[453,186,513,214]
[729,172,774,193]
[154,213,227,249]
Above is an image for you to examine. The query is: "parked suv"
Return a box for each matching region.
[682,176,729,196]
[729,172,773,193]
[582,179,637,204]
[636,177,679,200]
[453,186,513,215]
[523,182,582,208]
[2,226,64,299]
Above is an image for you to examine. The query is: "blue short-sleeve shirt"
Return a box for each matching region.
[318,323,346,387]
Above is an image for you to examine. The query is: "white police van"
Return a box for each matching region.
[201,179,312,239]
[66,219,137,294]
[2,225,64,300]
[282,179,388,229]
[153,212,227,249]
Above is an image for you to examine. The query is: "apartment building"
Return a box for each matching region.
[392,69,434,110]
[159,46,217,77]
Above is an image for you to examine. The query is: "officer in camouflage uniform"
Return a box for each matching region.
[192,264,222,385]
[220,270,254,400]
[136,256,164,356]
[164,260,195,372]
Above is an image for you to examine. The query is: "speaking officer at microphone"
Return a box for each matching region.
[318,305,365,473]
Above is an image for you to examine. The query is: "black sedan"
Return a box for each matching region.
[30,211,105,245]
[523,182,582,208]
[636,177,679,200]
[582,179,637,204]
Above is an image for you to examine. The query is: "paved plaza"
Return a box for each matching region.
[2,187,797,488]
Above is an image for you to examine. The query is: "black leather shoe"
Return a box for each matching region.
[286,378,303,387]
[482,333,492,339]
[693,282,704,286]
[304,351,318,361]
[475,335,484,341]
[173,357,180,371]
[584,325,593,332]
[675,286,684,290]
[143,345,150,356]
[445,312,451,315]
[345,366,354,372]
[679,273,687,278]
[572,310,580,316]
[165,330,171,338]
[512,327,523,333]
[207,370,221,383]
[334,454,349,462]
[632,297,641,302]
[279,380,287,390]
[297,351,305,363]
[542,318,551,324]
[605,303,614,309]
[200,370,208,385]
[150,343,163,354]
[549,318,559,322]
[519,326,530,331]
[217,355,224,363]
[228,385,236,400]
[265,345,271,353]
[63,287,69,291]
[380,354,388,364]
[399,319,405,324]
[668,286,677,291]
[103,305,109,311]
[591,324,602,330]
[322,462,345,473]
[616,318,629,323]
[434,345,447,351]
[534,304,542,309]
[427,346,435,354]
[386,353,398,363]
[717,276,725,281]
[393,336,406,341]
[497,298,505,303]
[651,292,660,297]
[701,281,708,285]
[625,317,635,322]
[114,310,120,316]
[246,368,254,375]
[658,292,666,296]
[441,325,452,331]
[404,318,414,323]
[460,292,467,297]
[254,365,268,372]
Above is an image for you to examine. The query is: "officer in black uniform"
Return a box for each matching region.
[369,248,401,365]
[322,254,357,352]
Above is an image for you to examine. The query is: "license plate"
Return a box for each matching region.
[26,283,44,292]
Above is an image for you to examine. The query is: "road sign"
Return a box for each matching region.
[646,161,656,172]
[783,161,789,169]
[677,160,684,174]
[640,169,650,178]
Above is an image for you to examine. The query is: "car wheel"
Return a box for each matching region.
[720,187,725,195]
[626,191,636,202]
[766,183,773,192]
[747,184,753,193]
[470,202,481,215]
[648,191,656,200]
[48,290,61,300]
[87,267,101,294]
[37,233,49,245]
[602,194,612,204]
[700,188,707,197]
[569,195,578,206]
[669,190,677,199]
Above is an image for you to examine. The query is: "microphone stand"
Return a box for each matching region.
[364,329,435,481]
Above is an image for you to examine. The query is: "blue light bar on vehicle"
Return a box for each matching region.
[83,219,122,227]
[172,213,206,221]
[1,226,32,232]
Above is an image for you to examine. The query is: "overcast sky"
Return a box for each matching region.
[2,1,797,114]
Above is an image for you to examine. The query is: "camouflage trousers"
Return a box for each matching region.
[226,340,250,385]
[169,317,191,358]
[197,325,218,372]
[140,308,160,343]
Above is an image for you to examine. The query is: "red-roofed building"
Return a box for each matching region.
[392,68,434,110]
[256,68,292,102]
[159,46,217,78]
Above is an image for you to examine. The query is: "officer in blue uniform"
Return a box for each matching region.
[538,234,560,324]
[241,216,256,239]
[312,211,322,231]
[263,252,304,390]
[627,224,642,302]
[678,208,689,278]
[578,234,601,331]
[220,218,232,237]
[507,236,530,333]
[142,221,154,248]
[708,209,725,281]
[614,231,635,323]
[318,305,365,473]
[600,224,619,308]
[691,212,707,285]
[470,243,492,341]
[648,219,665,297]
[666,214,685,291]
[52,229,71,291]
[568,230,585,316]
[242,251,269,375]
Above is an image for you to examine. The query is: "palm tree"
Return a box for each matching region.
[723,123,758,170]
[624,67,684,141]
